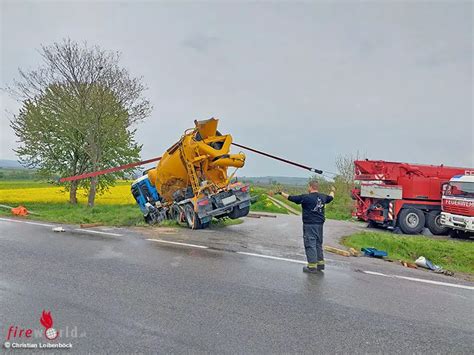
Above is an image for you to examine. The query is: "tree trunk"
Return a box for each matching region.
[69,180,78,204]
[88,176,98,207]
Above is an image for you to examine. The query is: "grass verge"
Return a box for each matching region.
[0,202,146,226]
[268,189,352,220]
[342,231,474,274]
[249,187,288,214]
[0,202,244,228]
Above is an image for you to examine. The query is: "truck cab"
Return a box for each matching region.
[131,175,167,224]
[440,174,474,238]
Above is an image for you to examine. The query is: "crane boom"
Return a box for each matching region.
[59,144,323,183]
[231,143,323,174]
[59,157,162,183]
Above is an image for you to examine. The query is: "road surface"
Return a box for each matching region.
[1,217,473,353]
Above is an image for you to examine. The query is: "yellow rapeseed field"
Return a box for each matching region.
[0,181,135,205]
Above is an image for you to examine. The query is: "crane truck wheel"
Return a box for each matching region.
[426,211,449,235]
[184,203,205,229]
[398,208,425,234]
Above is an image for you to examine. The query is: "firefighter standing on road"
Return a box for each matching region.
[278,181,335,273]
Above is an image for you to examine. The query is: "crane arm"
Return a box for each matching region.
[231,143,323,174]
[59,142,323,183]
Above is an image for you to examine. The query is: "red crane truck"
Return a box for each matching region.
[352,160,470,235]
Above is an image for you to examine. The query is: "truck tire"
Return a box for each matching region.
[228,205,250,219]
[169,205,182,223]
[184,204,201,229]
[144,214,154,224]
[426,211,449,235]
[398,208,425,234]
[449,229,472,239]
[183,204,210,229]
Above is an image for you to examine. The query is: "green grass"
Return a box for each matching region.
[0,202,245,228]
[0,202,146,226]
[249,186,288,214]
[342,231,474,274]
[272,194,302,213]
[212,218,244,227]
[253,185,353,220]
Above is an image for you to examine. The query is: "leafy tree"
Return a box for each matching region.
[8,39,151,206]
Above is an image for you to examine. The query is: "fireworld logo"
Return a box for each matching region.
[6,309,59,341]
[4,310,82,349]
[40,310,58,340]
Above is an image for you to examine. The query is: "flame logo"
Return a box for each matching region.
[40,310,53,329]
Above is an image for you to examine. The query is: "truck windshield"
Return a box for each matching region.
[445,182,474,198]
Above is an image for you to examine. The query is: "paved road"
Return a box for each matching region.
[1,217,473,353]
[138,214,366,261]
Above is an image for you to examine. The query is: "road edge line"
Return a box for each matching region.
[237,251,307,264]
[363,270,474,290]
[146,238,209,249]
[74,229,123,237]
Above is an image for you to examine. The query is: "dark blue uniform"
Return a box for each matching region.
[288,192,333,266]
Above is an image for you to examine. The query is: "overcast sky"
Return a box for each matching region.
[1,0,472,177]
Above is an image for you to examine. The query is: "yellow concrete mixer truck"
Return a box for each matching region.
[131,118,251,229]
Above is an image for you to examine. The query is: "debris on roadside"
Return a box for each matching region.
[400,261,418,269]
[434,269,454,277]
[11,205,29,216]
[245,214,261,219]
[52,227,65,232]
[348,247,361,257]
[2,204,39,215]
[247,213,277,219]
[415,256,454,276]
[361,247,388,258]
[324,245,351,257]
[415,256,439,270]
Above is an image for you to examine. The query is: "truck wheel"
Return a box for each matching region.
[398,208,425,234]
[426,211,449,235]
[239,206,250,218]
[169,205,182,223]
[229,205,250,219]
[449,229,460,239]
[184,204,203,229]
[449,229,472,239]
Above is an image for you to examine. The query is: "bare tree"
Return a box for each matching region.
[8,39,152,206]
[335,151,366,183]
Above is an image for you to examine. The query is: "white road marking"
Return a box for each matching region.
[24,221,55,227]
[74,229,123,237]
[363,271,474,291]
[237,252,307,264]
[0,217,25,223]
[238,251,343,265]
[0,217,54,227]
[0,217,124,236]
[147,238,209,249]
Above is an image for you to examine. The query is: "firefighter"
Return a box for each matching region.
[278,181,335,273]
